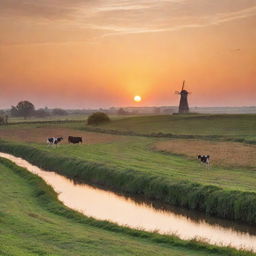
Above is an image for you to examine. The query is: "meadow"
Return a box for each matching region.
[0,115,256,255]
[86,114,256,144]
[0,114,255,225]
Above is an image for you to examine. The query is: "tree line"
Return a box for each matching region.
[9,101,68,119]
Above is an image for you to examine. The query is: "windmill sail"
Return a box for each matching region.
[181,80,185,91]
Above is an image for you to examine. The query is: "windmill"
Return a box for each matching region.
[175,80,190,113]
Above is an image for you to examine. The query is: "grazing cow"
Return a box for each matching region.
[198,155,210,165]
[47,137,63,146]
[68,136,83,144]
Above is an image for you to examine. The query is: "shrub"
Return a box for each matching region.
[87,112,110,125]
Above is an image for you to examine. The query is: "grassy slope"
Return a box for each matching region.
[30,137,256,192]
[0,159,239,256]
[91,114,256,143]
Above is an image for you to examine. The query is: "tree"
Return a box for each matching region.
[87,112,110,125]
[15,101,35,119]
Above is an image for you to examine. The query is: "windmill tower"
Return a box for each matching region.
[175,80,190,113]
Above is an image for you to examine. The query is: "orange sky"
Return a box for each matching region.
[0,0,255,108]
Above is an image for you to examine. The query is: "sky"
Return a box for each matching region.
[0,0,255,108]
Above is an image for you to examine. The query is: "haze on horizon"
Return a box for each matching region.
[0,0,255,109]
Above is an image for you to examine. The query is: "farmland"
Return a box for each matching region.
[0,114,256,255]
[87,114,256,143]
[153,139,256,169]
[0,115,255,192]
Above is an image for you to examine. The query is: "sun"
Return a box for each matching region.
[134,95,142,102]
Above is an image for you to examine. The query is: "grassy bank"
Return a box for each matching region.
[0,141,256,225]
[1,158,252,256]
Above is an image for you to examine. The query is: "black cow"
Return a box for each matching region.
[47,137,63,146]
[198,155,210,165]
[68,136,83,144]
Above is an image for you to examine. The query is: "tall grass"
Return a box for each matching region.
[0,140,256,225]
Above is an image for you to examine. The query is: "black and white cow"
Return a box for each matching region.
[47,137,63,146]
[68,136,83,144]
[198,155,210,165]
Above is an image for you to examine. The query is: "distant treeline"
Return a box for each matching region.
[1,100,256,119]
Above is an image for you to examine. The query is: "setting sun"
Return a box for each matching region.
[134,95,142,102]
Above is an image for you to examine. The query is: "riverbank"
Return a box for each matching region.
[0,157,254,256]
[0,140,255,225]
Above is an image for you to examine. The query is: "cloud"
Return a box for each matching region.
[0,0,94,19]
[87,4,256,37]
[0,0,255,44]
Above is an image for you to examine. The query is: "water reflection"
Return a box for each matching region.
[1,152,255,252]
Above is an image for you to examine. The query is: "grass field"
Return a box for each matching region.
[0,125,255,191]
[153,139,256,169]
[0,126,126,145]
[6,114,89,123]
[6,114,131,124]
[0,114,255,225]
[1,158,246,256]
[22,136,255,192]
[0,116,255,195]
[88,114,256,143]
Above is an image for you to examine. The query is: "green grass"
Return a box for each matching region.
[1,140,256,224]
[6,114,132,124]
[1,158,249,256]
[0,114,255,223]
[31,137,256,192]
[7,114,89,123]
[85,114,256,143]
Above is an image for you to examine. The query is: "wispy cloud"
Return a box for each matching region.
[0,0,255,44]
[86,4,256,37]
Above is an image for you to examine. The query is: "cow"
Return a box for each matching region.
[68,136,83,144]
[47,137,63,146]
[198,155,210,165]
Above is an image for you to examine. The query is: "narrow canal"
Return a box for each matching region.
[1,152,255,252]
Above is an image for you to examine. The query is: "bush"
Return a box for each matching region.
[87,112,110,125]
